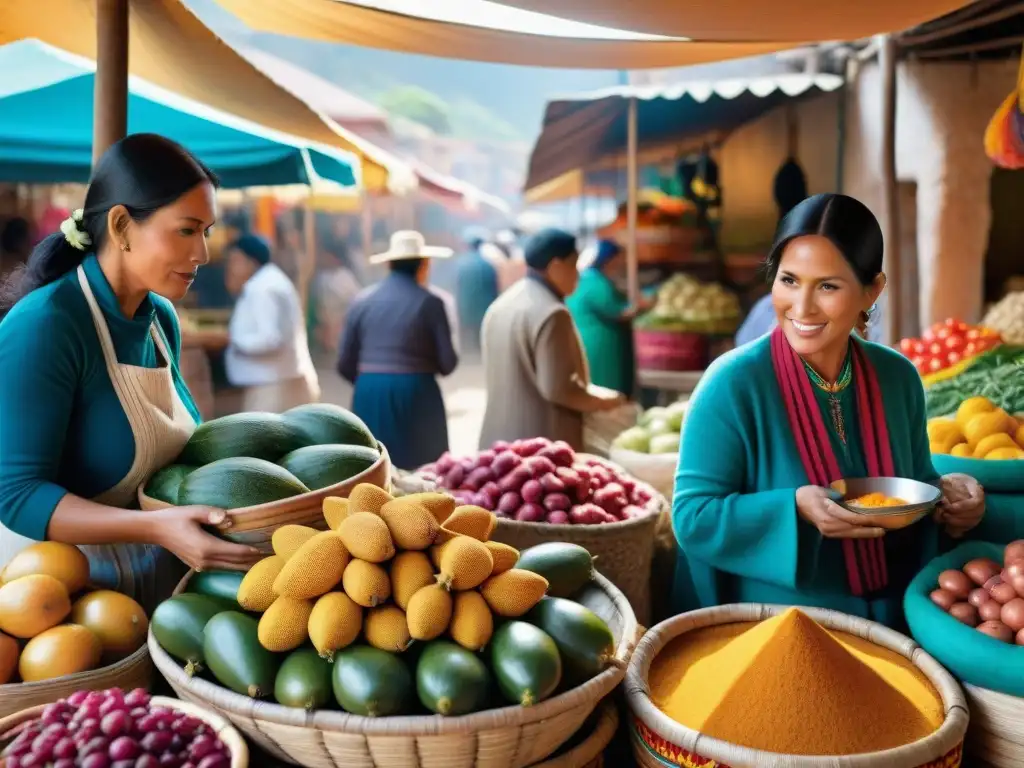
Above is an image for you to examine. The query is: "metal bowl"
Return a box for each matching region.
[829,477,941,530]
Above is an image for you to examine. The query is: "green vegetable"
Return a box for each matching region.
[332,646,413,717]
[283,403,377,450]
[203,612,280,698]
[490,621,562,707]
[177,457,309,509]
[515,543,594,599]
[416,641,492,716]
[144,464,196,504]
[178,412,311,465]
[925,346,1024,418]
[525,597,615,686]
[150,594,231,676]
[186,570,245,608]
[275,648,334,710]
[277,444,380,490]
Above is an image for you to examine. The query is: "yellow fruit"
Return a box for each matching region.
[950,443,972,457]
[1016,423,1024,449]
[406,584,453,641]
[927,418,962,446]
[429,541,448,570]
[1,542,90,593]
[348,483,394,516]
[363,605,411,652]
[985,447,1024,460]
[237,556,286,612]
[342,559,392,608]
[974,433,1017,458]
[964,409,1013,449]
[402,492,457,525]
[323,497,351,530]
[19,624,101,682]
[338,512,396,563]
[441,506,497,542]
[272,525,319,560]
[378,499,440,550]
[956,396,996,429]
[0,631,17,684]
[437,537,494,591]
[0,574,71,638]
[931,433,966,455]
[70,590,148,659]
[484,542,520,575]
[449,591,493,651]
[480,570,549,617]
[390,552,437,611]
[1009,416,1021,434]
[258,597,314,652]
[273,532,349,600]
[308,592,362,660]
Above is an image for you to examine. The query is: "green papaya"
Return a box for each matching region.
[525,597,615,685]
[186,569,245,608]
[332,646,413,717]
[490,621,562,707]
[203,612,280,698]
[515,543,594,598]
[416,641,491,716]
[275,648,334,710]
[150,594,229,676]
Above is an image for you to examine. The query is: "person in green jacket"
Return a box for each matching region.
[671,193,986,630]
[567,239,648,395]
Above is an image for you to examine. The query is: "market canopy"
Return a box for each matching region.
[0,39,359,189]
[4,0,416,193]
[524,73,844,194]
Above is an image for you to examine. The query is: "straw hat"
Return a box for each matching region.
[370,230,453,264]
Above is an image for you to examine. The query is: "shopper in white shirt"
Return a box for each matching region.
[224,234,320,412]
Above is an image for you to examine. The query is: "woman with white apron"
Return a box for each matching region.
[0,135,259,613]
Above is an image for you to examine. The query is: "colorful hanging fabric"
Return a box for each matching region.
[984,45,1024,169]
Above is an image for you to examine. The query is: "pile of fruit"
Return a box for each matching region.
[982,291,1024,345]
[927,396,1024,459]
[0,543,147,685]
[152,484,616,717]
[924,344,1024,419]
[635,273,741,334]
[143,403,381,509]
[612,401,686,455]
[930,540,1024,644]
[419,438,654,525]
[899,318,1001,378]
[0,687,231,768]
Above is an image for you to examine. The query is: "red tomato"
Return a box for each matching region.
[947,350,962,366]
[964,342,978,356]
[899,338,917,355]
[922,327,937,341]
[928,357,945,373]
[944,317,964,329]
[910,354,926,369]
[936,326,953,340]
[966,328,981,340]
[912,339,926,355]
[929,341,944,356]
[944,335,967,351]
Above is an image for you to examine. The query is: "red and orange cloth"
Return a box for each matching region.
[984,45,1024,169]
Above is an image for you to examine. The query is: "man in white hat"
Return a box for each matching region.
[336,231,459,470]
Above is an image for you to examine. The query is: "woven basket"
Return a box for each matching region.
[964,684,1024,767]
[626,604,970,768]
[0,642,152,720]
[150,570,639,768]
[138,442,391,552]
[0,695,248,767]
[527,699,619,768]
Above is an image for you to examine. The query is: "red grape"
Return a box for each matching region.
[159,752,184,767]
[188,736,219,761]
[101,711,133,738]
[109,736,141,761]
[135,756,162,768]
[68,691,91,707]
[141,731,174,754]
[81,753,111,768]
[81,736,111,756]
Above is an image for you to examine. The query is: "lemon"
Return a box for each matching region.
[956,397,997,430]
[973,433,1017,458]
[964,409,1012,450]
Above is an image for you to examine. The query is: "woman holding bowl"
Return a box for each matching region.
[671,193,985,629]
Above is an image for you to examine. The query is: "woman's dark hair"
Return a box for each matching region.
[389,258,425,276]
[0,134,218,311]
[1,218,31,256]
[764,193,883,287]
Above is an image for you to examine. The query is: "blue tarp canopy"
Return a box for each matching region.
[0,39,359,189]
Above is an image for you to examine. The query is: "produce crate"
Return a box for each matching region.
[634,328,709,372]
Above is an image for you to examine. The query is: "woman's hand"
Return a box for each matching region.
[796,486,885,538]
[935,473,985,538]
[145,505,262,571]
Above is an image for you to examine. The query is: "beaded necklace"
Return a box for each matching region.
[803,353,853,444]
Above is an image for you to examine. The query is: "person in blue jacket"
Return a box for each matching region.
[454,229,499,356]
[672,193,986,630]
[0,134,259,611]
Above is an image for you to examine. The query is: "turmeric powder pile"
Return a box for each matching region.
[848,492,909,508]
[649,608,943,755]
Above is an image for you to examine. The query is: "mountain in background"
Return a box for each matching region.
[185,0,619,144]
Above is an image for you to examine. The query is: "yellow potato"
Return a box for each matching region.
[950,443,972,457]
[973,433,1017,458]
[984,447,1024,461]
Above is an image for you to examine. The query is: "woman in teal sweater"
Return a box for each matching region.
[0,134,258,610]
[672,194,986,629]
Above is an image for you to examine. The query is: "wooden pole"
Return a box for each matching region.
[626,97,639,306]
[93,0,130,167]
[879,35,901,346]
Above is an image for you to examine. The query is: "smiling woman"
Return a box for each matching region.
[669,193,986,631]
[0,134,260,613]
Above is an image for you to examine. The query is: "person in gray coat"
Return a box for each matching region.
[479,229,625,450]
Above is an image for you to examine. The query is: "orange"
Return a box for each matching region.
[70,590,148,660]
[0,574,71,639]
[18,624,101,683]
[1,542,90,594]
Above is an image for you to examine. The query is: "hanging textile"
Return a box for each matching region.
[984,45,1024,170]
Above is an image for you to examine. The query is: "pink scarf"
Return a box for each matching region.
[770,327,895,596]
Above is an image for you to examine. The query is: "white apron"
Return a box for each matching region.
[0,266,196,612]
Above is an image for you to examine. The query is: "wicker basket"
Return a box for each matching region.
[138,442,391,552]
[0,642,152,720]
[527,699,619,768]
[150,571,639,768]
[0,695,249,767]
[964,684,1024,767]
[625,604,969,768]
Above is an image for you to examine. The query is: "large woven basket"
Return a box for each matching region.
[138,442,391,552]
[0,642,152,720]
[150,570,639,768]
[0,695,248,767]
[527,699,619,768]
[964,684,1024,767]
[626,604,970,768]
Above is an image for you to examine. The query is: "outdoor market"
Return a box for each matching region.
[1,1,1024,767]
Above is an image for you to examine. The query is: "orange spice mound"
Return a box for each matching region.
[848,492,909,508]
[649,608,943,756]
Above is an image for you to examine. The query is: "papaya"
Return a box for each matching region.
[0,542,90,594]
[187,569,246,608]
[416,641,492,716]
[515,543,594,598]
[274,648,334,710]
[70,590,148,660]
[282,403,377,451]
[525,597,615,685]
[490,621,562,706]
[144,463,196,505]
[0,574,71,638]
[203,612,280,698]
[19,624,102,682]
[151,594,231,676]
[332,646,413,717]
[178,412,311,465]
[278,444,380,491]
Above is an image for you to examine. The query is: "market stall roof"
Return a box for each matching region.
[5,0,417,193]
[0,39,359,189]
[522,169,616,205]
[524,72,844,194]
[896,0,1024,60]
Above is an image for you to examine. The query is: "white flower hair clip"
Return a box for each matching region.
[60,208,92,251]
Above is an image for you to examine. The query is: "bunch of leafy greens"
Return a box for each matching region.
[925,345,1024,418]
